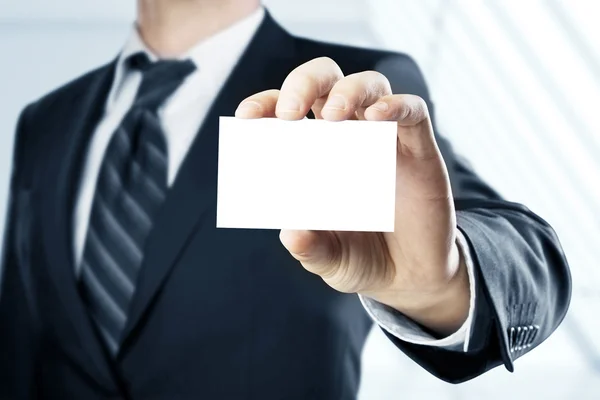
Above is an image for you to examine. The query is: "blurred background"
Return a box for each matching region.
[1,0,598,398]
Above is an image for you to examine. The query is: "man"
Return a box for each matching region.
[0,0,571,399]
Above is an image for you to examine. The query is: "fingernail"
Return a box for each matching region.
[372,102,389,112]
[324,95,347,110]
[277,97,302,112]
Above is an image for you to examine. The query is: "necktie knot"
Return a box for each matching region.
[126,52,197,111]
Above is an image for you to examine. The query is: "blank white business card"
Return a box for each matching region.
[217,117,397,232]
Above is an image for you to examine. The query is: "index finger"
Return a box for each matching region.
[276,57,344,120]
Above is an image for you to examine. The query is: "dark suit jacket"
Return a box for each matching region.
[0,11,571,400]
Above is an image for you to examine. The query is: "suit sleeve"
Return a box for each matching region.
[374,55,572,383]
[0,105,41,399]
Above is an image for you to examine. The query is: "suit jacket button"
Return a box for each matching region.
[509,327,516,352]
[519,326,529,348]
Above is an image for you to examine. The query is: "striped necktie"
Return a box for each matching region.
[79,53,196,355]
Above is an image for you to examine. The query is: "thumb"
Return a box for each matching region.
[279,229,339,275]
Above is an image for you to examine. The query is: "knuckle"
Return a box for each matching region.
[366,69,389,83]
[334,71,391,105]
[397,101,412,120]
[315,56,339,69]
[408,95,428,113]
[415,98,430,121]
[356,71,392,101]
[314,57,344,81]
[414,95,429,112]
[283,73,319,99]
[363,70,391,91]
[285,57,344,97]
[398,95,429,122]
[264,88,281,97]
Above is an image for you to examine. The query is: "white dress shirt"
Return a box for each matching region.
[72,6,476,352]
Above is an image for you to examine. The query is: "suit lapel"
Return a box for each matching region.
[40,61,119,388]
[120,12,297,350]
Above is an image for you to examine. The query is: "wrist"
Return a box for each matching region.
[373,241,471,336]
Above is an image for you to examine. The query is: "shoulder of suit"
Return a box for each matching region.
[23,61,114,124]
[14,61,114,172]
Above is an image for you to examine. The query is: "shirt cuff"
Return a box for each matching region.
[358,230,477,352]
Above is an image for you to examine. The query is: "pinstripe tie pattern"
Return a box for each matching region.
[80,53,196,355]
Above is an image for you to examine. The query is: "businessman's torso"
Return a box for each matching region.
[13,13,451,400]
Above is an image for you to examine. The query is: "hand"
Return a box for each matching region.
[234,57,469,335]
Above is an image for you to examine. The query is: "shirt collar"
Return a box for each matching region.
[106,6,265,110]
